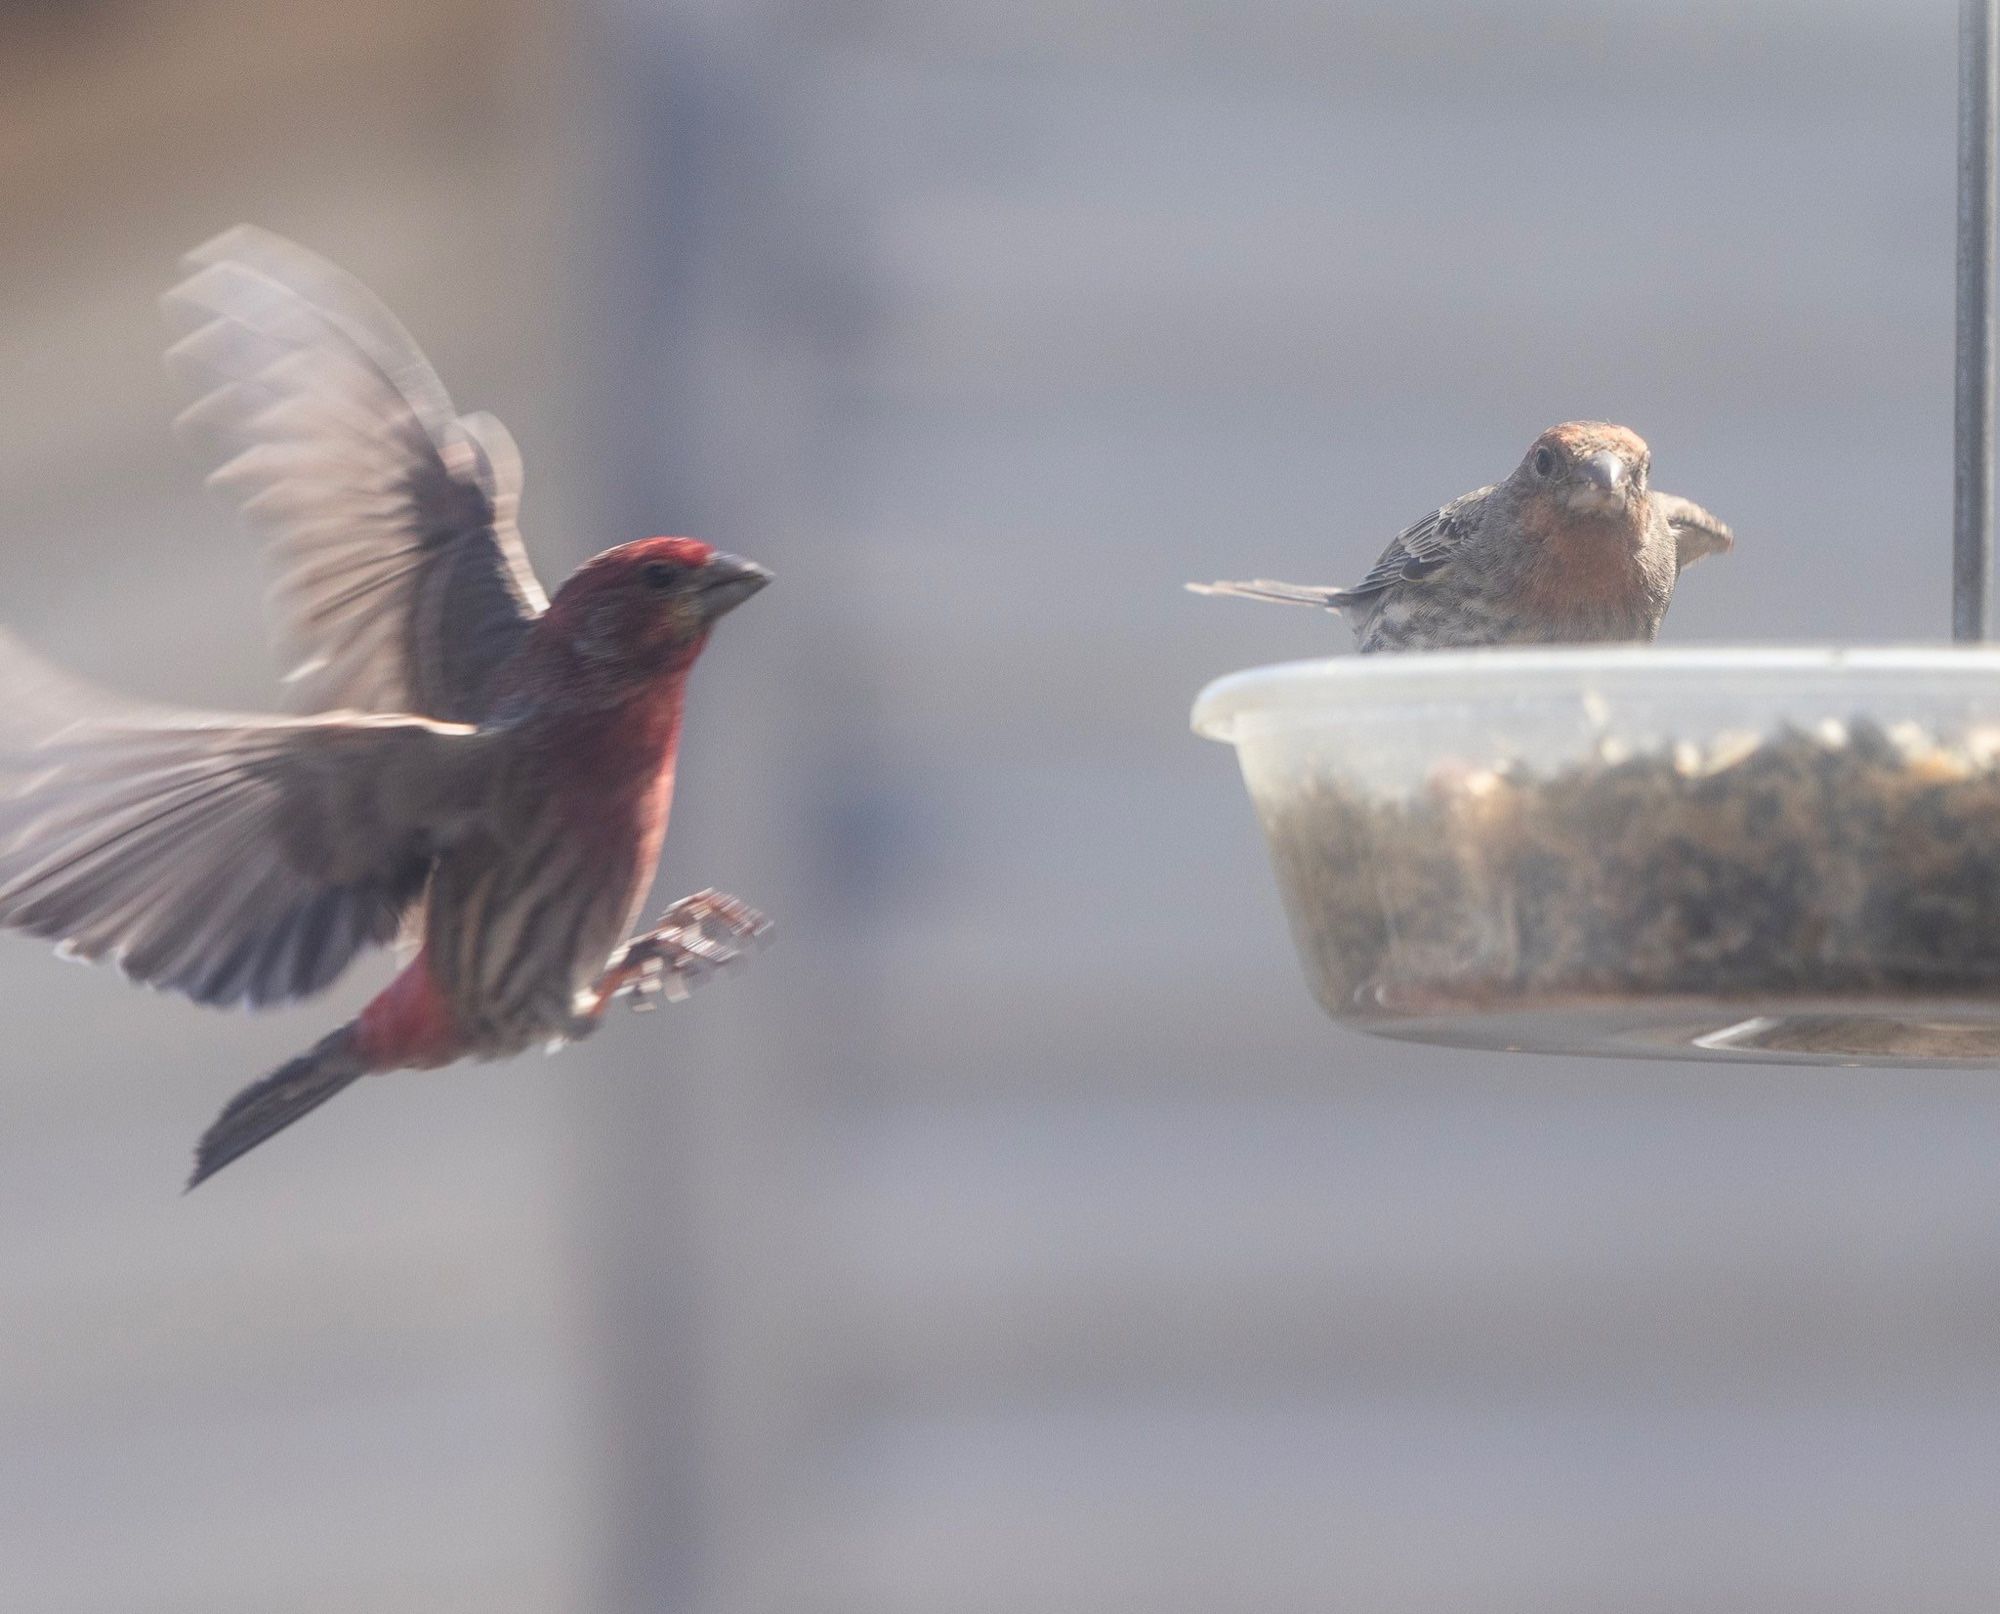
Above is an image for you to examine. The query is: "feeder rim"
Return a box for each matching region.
[1192,643,2000,744]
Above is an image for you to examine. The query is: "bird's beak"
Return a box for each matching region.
[695,552,772,621]
[1579,451,1628,493]
[1567,450,1632,510]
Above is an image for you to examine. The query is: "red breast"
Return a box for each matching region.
[1515,494,1653,621]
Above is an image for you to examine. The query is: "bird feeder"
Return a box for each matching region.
[1193,2,2000,1067]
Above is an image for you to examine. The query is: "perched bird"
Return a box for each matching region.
[0,226,772,1187]
[1190,421,1732,652]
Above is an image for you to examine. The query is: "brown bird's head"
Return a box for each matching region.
[543,537,771,680]
[1511,422,1650,520]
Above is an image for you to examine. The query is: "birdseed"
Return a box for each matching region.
[1259,716,2000,1015]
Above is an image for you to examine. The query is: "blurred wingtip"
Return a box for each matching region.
[0,626,82,692]
[0,630,102,750]
[182,222,286,272]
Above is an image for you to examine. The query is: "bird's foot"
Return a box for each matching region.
[598,889,772,1010]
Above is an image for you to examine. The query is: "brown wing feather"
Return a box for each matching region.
[1344,486,1492,598]
[1188,487,1494,613]
[163,226,548,723]
[0,634,492,1009]
[1654,491,1734,571]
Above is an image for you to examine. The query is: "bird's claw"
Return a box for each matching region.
[604,889,771,1008]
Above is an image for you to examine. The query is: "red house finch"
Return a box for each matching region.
[1190,421,1732,651]
[0,227,771,1187]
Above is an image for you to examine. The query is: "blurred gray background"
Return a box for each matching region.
[3,1,1997,1611]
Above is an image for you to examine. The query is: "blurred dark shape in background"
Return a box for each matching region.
[3,3,1995,1613]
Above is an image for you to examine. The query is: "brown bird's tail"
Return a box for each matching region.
[188,1026,369,1190]
[1186,578,1352,610]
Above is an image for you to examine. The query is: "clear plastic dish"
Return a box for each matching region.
[1193,647,2000,1066]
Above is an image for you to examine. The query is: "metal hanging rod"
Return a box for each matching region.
[1956,0,1997,641]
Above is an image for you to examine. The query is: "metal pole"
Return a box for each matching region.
[1956,0,1997,641]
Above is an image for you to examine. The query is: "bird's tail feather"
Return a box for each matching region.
[188,1026,368,1190]
[1186,578,1350,610]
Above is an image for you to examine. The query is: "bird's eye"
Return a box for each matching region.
[1532,447,1556,477]
[641,561,680,590]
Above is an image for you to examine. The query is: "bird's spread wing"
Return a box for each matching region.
[1187,490,1490,612]
[0,634,493,1009]
[1654,491,1734,571]
[163,225,548,723]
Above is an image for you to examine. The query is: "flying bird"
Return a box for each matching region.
[1190,422,1732,652]
[0,226,771,1187]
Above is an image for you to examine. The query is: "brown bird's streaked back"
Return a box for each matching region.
[1189,420,1732,652]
